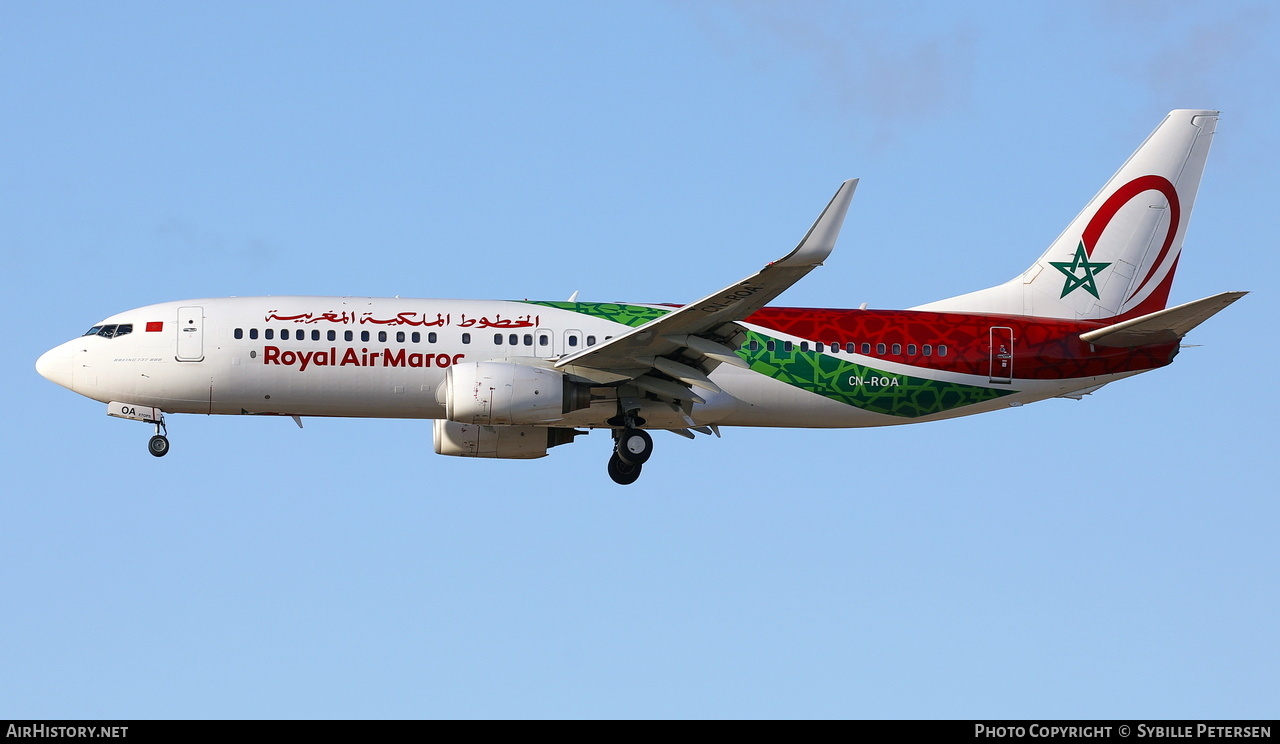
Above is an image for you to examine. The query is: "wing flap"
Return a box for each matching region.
[633,374,706,405]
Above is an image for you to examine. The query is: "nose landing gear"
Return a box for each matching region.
[148,434,170,457]
[106,402,171,458]
[148,419,170,458]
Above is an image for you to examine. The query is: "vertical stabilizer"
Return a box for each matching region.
[915,110,1218,321]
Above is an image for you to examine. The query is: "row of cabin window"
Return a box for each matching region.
[234,327,602,347]
[232,327,946,358]
[747,339,949,357]
[484,332,602,347]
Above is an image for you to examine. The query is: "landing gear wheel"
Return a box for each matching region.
[148,435,170,458]
[615,428,653,466]
[607,452,642,485]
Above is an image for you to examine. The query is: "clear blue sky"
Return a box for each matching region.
[3,1,1277,718]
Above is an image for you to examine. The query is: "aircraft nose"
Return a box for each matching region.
[36,342,75,391]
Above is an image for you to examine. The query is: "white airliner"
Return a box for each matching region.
[37,110,1244,484]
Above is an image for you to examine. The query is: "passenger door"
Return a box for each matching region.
[534,327,555,359]
[563,329,583,357]
[176,306,205,362]
[988,326,1013,384]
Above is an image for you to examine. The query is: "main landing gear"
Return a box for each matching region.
[616,428,653,465]
[607,450,641,485]
[607,422,653,486]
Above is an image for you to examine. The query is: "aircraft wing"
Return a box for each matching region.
[554,180,858,390]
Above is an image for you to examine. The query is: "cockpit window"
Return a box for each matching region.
[83,323,133,339]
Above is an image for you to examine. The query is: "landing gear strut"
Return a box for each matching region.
[106,402,171,458]
[607,407,653,485]
[148,419,169,458]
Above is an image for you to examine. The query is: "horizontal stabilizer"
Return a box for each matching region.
[1080,291,1246,348]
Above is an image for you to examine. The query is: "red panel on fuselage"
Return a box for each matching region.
[743,307,1179,380]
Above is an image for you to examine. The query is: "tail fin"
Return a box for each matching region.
[915,109,1219,321]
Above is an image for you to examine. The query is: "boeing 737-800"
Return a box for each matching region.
[36,110,1244,484]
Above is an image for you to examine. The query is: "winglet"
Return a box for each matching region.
[776,179,858,268]
[554,179,859,376]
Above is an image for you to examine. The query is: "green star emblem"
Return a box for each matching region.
[1049,242,1111,299]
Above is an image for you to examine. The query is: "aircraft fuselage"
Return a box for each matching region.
[37,295,1174,431]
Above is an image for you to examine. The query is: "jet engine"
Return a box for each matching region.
[432,419,581,459]
[441,361,591,426]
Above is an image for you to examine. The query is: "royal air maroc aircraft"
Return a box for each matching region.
[37,109,1244,484]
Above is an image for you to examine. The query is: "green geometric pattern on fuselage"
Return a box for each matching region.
[736,330,1012,418]
[522,301,670,327]
[521,301,1013,418]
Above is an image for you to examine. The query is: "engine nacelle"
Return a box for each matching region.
[442,361,590,426]
[432,419,581,459]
